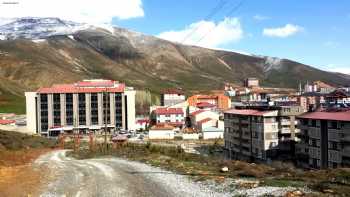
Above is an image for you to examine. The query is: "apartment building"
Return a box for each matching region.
[25,79,136,136]
[151,107,185,128]
[296,109,350,169]
[224,106,303,162]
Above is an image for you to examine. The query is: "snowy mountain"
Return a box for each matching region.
[1,17,350,113]
[0,17,89,40]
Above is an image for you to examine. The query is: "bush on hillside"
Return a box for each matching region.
[0,130,56,150]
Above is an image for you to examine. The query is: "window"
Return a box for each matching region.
[330,121,338,129]
[331,142,339,150]
[270,142,277,148]
[312,120,317,127]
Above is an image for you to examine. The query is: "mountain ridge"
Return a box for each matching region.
[0,17,349,113]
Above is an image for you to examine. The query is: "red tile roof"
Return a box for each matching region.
[224,109,273,116]
[150,124,175,130]
[37,81,125,93]
[0,119,15,125]
[136,119,150,124]
[154,108,184,115]
[196,102,216,108]
[190,110,205,116]
[76,80,115,87]
[197,95,219,99]
[197,118,212,124]
[298,110,350,121]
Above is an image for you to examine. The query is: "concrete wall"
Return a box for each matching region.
[125,89,136,131]
[149,130,175,140]
[203,131,223,139]
[25,92,37,134]
[182,133,199,140]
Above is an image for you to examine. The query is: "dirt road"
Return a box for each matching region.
[35,150,228,197]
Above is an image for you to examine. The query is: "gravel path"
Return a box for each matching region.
[34,150,230,197]
[34,150,303,197]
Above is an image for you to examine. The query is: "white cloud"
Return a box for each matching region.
[157,17,243,48]
[263,24,303,38]
[253,15,270,21]
[0,0,144,24]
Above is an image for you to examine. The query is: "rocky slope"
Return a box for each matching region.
[0,17,349,113]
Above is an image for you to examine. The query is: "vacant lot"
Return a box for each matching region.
[70,142,350,196]
[0,130,57,196]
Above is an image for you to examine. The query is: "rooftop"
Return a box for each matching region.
[224,108,275,116]
[150,124,175,130]
[37,80,125,93]
[154,108,184,115]
[197,118,213,124]
[0,119,16,125]
[298,109,350,121]
[190,110,205,116]
[196,102,216,108]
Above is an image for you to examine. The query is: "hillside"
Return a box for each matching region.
[0,18,350,113]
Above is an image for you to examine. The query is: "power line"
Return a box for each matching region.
[195,0,245,45]
[181,0,228,44]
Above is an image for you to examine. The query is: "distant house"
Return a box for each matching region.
[297,92,326,112]
[187,94,231,110]
[161,89,186,106]
[182,127,199,140]
[190,110,220,128]
[189,110,224,140]
[135,118,149,131]
[244,78,259,88]
[325,89,350,104]
[151,107,184,128]
[148,124,175,140]
[0,119,16,125]
[202,127,224,140]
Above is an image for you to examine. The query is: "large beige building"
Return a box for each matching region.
[224,106,303,161]
[297,109,350,169]
[25,79,136,137]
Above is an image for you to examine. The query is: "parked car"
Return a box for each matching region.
[139,134,144,140]
[119,130,127,135]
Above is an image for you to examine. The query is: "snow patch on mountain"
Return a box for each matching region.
[32,39,46,43]
[263,56,283,72]
[0,17,89,40]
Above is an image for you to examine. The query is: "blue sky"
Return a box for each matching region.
[114,0,350,74]
[1,0,349,73]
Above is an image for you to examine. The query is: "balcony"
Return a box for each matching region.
[242,132,251,140]
[280,121,291,126]
[232,132,240,138]
[328,130,341,142]
[340,135,350,142]
[242,150,251,156]
[342,147,350,157]
[308,128,321,139]
[241,119,249,124]
[280,128,291,134]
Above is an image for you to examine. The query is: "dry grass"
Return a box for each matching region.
[0,130,58,196]
[0,164,49,197]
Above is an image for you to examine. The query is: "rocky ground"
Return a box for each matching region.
[34,150,305,197]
